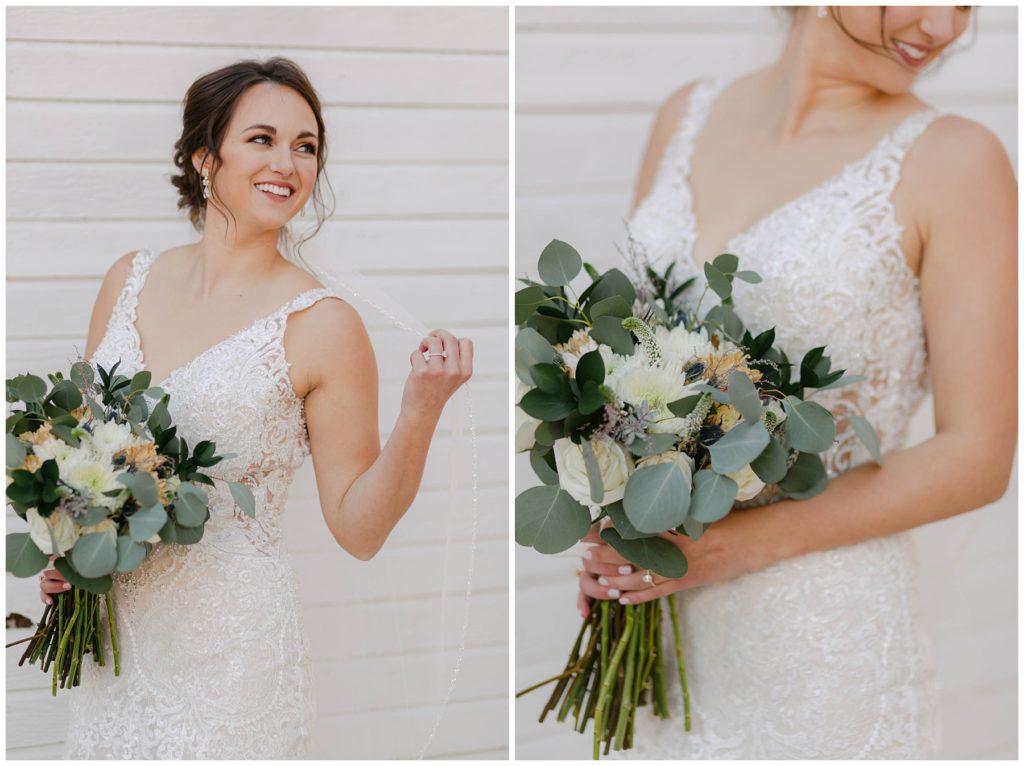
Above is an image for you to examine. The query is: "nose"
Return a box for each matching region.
[918,8,958,46]
[268,143,296,177]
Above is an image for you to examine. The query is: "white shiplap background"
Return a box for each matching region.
[515,6,1017,760]
[5,7,508,760]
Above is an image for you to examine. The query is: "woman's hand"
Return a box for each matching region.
[577,510,781,615]
[39,566,70,606]
[402,329,473,421]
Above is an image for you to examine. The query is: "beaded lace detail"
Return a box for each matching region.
[618,77,943,758]
[63,248,340,759]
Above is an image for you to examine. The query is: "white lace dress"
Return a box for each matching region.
[63,248,336,759]
[620,75,944,758]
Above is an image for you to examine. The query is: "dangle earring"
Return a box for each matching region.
[201,167,210,201]
[817,6,828,18]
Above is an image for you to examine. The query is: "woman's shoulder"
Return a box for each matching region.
[907,111,1014,197]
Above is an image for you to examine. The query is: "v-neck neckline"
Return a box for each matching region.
[682,76,934,273]
[128,249,325,387]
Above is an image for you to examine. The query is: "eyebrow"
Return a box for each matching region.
[242,124,318,141]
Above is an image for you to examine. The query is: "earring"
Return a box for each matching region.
[817,6,828,18]
[201,167,210,201]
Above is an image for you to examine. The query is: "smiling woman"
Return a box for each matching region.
[25,57,475,759]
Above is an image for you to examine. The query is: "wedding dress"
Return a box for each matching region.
[621,75,944,758]
[63,247,333,758]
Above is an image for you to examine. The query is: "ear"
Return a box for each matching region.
[191,148,211,176]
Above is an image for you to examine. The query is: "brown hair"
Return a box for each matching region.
[170,57,334,261]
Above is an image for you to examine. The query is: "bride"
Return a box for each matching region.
[37,57,473,758]
[576,6,1015,758]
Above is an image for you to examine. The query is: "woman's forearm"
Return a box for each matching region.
[327,407,442,560]
[760,431,1013,565]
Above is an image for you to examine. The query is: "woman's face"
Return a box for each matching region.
[824,6,972,94]
[195,81,320,234]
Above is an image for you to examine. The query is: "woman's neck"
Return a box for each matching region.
[186,214,283,299]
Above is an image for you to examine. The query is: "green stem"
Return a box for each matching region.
[593,605,635,760]
[105,591,120,676]
[613,609,640,749]
[667,595,691,732]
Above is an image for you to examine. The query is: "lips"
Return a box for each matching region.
[893,39,931,67]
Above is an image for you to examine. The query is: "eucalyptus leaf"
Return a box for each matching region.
[48,380,83,412]
[530,363,570,396]
[814,374,866,392]
[118,471,158,508]
[115,536,146,573]
[689,469,739,523]
[128,504,168,542]
[529,448,559,485]
[849,414,884,466]
[228,482,256,518]
[580,440,605,505]
[6,434,26,468]
[782,397,836,453]
[587,268,636,307]
[71,531,117,578]
[600,528,688,579]
[519,389,576,421]
[667,394,703,418]
[515,485,591,555]
[622,463,690,534]
[626,433,678,457]
[538,240,583,286]
[515,285,549,325]
[605,501,644,540]
[70,361,95,388]
[515,328,558,384]
[708,420,770,474]
[54,557,112,595]
[733,270,762,284]
[750,436,789,484]
[679,517,706,541]
[689,383,730,405]
[6,532,48,577]
[779,452,828,499]
[129,371,152,395]
[704,303,744,340]
[77,505,111,527]
[703,262,732,300]
[727,370,762,423]
[712,253,739,274]
[174,524,206,545]
[591,315,635,356]
[15,375,47,404]
[174,483,209,527]
[589,296,632,320]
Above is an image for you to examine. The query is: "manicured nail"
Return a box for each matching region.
[607,588,620,598]
[583,550,592,560]
[598,576,609,586]
[45,598,52,605]
[619,596,631,605]
[62,583,71,590]
[618,565,632,575]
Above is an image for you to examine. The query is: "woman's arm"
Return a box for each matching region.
[630,81,698,213]
[585,116,1017,603]
[295,298,471,560]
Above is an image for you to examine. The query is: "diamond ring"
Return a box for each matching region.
[642,570,655,587]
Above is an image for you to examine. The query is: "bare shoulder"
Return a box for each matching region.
[909,114,1017,243]
[285,291,376,395]
[632,79,703,209]
[84,250,142,358]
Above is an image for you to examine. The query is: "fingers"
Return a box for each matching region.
[585,544,631,567]
[594,570,662,592]
[577,589,591,620]
[578,568,627,601]
[616,579,680,606]
[420,335,446,368]
[581,549,633,578]
[39,568,70,605]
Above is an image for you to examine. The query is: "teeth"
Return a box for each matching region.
[255,183,291,197]
[895,40,927,60]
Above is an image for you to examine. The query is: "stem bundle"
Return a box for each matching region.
[517,596,691,759]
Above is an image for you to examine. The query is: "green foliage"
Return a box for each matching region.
[516,485,592,555]
[538,240,583,286]
[600,528,687,579]
[6,532,48,577]
[70,531,118,578]
[708,421,770,474]
[622,463,691,534]
[689,470,739,523]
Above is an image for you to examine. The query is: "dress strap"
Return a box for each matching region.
[862,109,944,196]
[278,287,342,318]
[106,248,160,340]
[654,75,732,190]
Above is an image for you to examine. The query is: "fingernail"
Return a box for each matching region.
[619,596,631,605]
[46,598,52,605]
[607,588,620,598]
[598,576,609,586]
[583,550,592,560]
[62,583,71,590]
[618,565,632,575]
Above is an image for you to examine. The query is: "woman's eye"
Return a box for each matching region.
[250,134,271,145]
[299,143,317,155]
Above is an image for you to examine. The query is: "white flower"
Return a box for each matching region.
[638,450,695,490]
[31,436,75,466]
[26,507,80,556]
[608,363,698,434]
[727,464,766,501]
[555,329,599,376]
[653,325,718,368]
[84,419,137,458]
[764,398,787,431]
[515,380,541,452]
[64,458,125,509]
[553,437,633,508]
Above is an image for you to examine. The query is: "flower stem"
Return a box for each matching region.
[593,605,635,760]
[105,591,120,677]
[667,595,691,732]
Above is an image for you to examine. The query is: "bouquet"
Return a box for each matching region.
[514,240,882,758]
[5,360,255,694]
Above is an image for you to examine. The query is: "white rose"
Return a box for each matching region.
[727,464,766,501]
[515,380,541,452]
[26,507,80,556]
[553,437,632,508]
[638,450,695,490]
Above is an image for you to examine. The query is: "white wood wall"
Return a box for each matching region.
[5,7,508,759]
[515,6,1017,760]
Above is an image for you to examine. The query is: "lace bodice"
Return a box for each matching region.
[631,74,940,479]
[63,248,338,759]
[615,76,943,759]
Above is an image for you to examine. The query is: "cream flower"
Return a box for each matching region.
[553,437,633,510]
[515,380,541,452]
[26,507,79,556]
[63,458,126,509]
[608,363,698,434]
[85,419,137,458]
[727,464,766,502]
[653,325,718,369]
[554,329,599,377]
